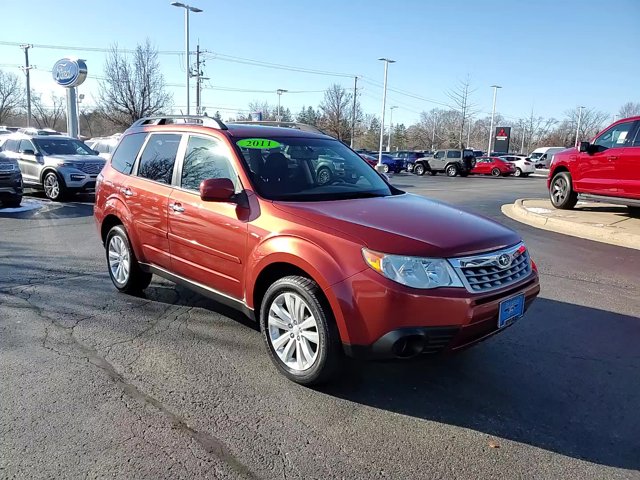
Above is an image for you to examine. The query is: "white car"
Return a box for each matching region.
[499,155,535,177]
[86,135,121,161]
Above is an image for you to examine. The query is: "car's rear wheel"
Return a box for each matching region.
[43,171,65,201]
[260,276,341,385]
[316,167,332,186]
[627,206,640,216]
[446,164,458,177]
[414,163,426,176]
[491,168,501,177]
[514,167,523,177]
[549,171,578,209]
[105,225,152,293]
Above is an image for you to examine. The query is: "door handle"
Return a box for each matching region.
[120,187,133,197]
[169,203,185,213]
[607,155,618,161]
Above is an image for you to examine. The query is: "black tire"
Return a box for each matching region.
[445,164,458,177]
[627,206,640,216]
[260,275,341,386]
[105,225,152,293]
[43,171,66,201]
[3,196,22,208]
[549,171,578,210]
[414,163,426,176]
[316,167,332,186]
[514,168,523,177]
[491,168,501,177]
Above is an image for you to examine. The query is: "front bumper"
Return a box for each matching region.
[59,167,99,191]
[0,174,23,197]
[329,268,540,359]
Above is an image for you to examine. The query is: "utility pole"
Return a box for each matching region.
[387,106,397,152]
[431,119,437,151]
[466,116,472,147]
[20,44,34,127]
[350,76,358,148]
[521,123,526,154]
[276,89,287,122]
[193,43,208,115]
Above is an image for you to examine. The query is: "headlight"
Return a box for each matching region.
[362,248,464,289]
[56,161,78,168]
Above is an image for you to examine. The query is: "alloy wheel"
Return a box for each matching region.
[268,292,319,371]
[43,173,60,199]
[317,168,331,185]
[515,168,522,177]
[552,176,568,205]
[108,235,131,285]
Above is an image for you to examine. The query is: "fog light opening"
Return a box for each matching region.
[392,335,425,358]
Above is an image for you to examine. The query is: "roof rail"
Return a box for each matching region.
[131,115,228,130]
[227,120,325,134]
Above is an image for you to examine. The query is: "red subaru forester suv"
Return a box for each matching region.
[94,116,540,385]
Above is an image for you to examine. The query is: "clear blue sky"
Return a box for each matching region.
[0,0,638,126]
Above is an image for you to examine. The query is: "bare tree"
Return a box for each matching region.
[446,75,477,148]
[31,92,66,130]
[319,84,359,142]
[0,70,24,124]
[618,102,640,119]
[98,40,172,127]
[520,110,558,152]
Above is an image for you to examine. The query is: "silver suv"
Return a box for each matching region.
[2,134,105,200]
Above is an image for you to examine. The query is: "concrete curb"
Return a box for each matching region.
[502,199,640,251]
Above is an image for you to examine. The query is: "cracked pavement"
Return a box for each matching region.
[1,181,639,479]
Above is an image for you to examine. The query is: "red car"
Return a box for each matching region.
[359,152,378,168]
[471,157,516,176]
[94,116,540,385]
[548,116,640,211]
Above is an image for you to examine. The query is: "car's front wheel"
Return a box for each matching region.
[3,196,22,208]
[105,225,152,293]
[414,163,426,176]
[260,276,341,385]
[43,171,65,201]
[549,171,578,209]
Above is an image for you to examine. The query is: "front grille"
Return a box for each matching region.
[449,243,532,293]
[79,163,103,175]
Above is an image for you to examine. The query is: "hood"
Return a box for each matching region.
[273,193,521,258]
[45,154,105,165]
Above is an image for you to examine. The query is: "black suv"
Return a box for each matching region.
[413,149,475,177]
[0,152,23,207]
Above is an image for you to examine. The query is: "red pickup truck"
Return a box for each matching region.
[548,116,640,211]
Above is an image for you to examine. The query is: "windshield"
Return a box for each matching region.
[529,152,543,160]
[235,136,395,201]
[33,138,94,156]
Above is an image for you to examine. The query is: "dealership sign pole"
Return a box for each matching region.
[52,58,87,138]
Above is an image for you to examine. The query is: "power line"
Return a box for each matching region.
[0,40,182,55]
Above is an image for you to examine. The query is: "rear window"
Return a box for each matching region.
[110,133,147,175]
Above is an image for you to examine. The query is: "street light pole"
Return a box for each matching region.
[387,106,397,152]
[350,75,358,148]
[575,106,585,147]
[487,85,501,155]
[276,89,287,122]
[377,58,395,170]
[171,2,203,115]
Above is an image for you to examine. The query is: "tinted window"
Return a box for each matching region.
[447,150,462,158]
[137,134,180,184]
[18,139,36,153]
[33,138,93,155]
[434,150,445,159]
[593,121,635,150]
[4,139,19,152]
[181,136,238,192]
[111,133,147,175]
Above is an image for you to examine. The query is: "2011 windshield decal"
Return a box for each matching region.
[236,138,281,149]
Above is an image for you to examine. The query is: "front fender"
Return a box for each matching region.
[246,235,366,343]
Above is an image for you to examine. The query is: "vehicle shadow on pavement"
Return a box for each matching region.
[320,298,640,471]
[0,195,95,219]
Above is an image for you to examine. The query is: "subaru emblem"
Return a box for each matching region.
[497,254,512,269]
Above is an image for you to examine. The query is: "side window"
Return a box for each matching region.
[137,134,181,184]
[633,126,640,147]
[19,139,35,153]
[110,133,147,175]
[3,139,18,152]
[593,121,635,150]
[447,150,462,159]
[181,136,238,192]
[434,150,445,159]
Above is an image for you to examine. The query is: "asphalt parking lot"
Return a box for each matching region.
[1,175,639,479]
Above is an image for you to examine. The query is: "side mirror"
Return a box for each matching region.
[579,141,590,153]
[200,178,236,202]
[93,149,101,156]
[22,149,35,156]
